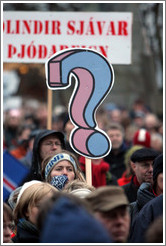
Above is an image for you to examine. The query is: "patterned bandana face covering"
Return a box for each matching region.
[50,175,68,190]
[45,153,77,180]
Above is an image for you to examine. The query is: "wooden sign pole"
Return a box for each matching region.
[47,89,53,130]
[85,158,92,186]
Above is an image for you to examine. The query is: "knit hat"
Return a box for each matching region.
[153,154,163,182]
[86,186,129,212]
[40,196,112,243]
[130,147,159,163]
[16,180,42,204]
[133,128,151,148]
[45,153,77,180]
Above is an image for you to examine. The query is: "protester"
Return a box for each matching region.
[23,129,66,182]
[12,181,58,243]
[38,192,112,243]
[109,107,122,124]
[104,123,129,179]
[131,153,163,208]
[122,147,159,202]
[79,156,118,187]
[35,102,48,129]
[144,113,160,134]
[124,124,139,147]
[129,98,150,120]
[129,154,163,239]
[86,186,130,243]
[150,132,163,153]
[3,202,15,243]
[131,111,145,128]
[129,194,163,243]
[3,108,23,150]
[41,150,85,190]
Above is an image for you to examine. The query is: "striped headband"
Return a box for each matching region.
[45,153,77,180]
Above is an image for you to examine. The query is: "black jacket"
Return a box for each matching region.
[12,219,39,243]
[129,194,163,243]
[129,182,156,240]
[122,176,139,203]
[22,129,65,183]
[104,143,128,179]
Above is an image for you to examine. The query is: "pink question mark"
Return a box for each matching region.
[46,48,114,159]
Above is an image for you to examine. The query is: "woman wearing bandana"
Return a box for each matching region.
[41,150,86,190]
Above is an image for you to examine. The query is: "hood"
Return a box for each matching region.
[31,129,65,180]
[40,196,112,243]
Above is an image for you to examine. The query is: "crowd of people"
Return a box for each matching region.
[3,98,163,243]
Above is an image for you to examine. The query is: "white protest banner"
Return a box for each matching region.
[3,11,133,64]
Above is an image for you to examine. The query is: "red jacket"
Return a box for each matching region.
[79,156,109,188]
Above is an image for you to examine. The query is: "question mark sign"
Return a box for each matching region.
[46,48,114,159]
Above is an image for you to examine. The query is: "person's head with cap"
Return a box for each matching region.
[39,193,112,243]
[41,150,85,189]
[130,147,159,185]
[153,153,163,195]
[85,186,130,243]
[133,128,151,148]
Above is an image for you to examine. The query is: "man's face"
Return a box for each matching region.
[107,129,123,149]
[40,135,63,161]
[131,160,154,185]
[95,206,130,243]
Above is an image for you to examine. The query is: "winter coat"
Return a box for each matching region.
[129,182,156,241]
[22,129,65,183]
[79,156,118,188]
[12,219,39,243]
[129,194,163,243]
[122,175,140,203]
[104,143,128,179]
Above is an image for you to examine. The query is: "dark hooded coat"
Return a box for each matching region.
[22,129,65,183]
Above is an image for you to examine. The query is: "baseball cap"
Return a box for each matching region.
[86,186,129,212]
